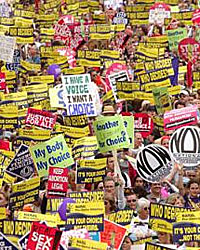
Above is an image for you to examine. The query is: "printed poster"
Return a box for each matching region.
[30,134,74,177]
[94,115,129,153]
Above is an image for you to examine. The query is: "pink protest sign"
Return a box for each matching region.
[47,167,68,198]
[164,106,198,131]
[25,108,57,130]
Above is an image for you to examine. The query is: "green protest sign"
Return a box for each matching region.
[166,28,187,51]
[153,87,172,114]
[30,134,74,177]
[123,116,134,148]
[94,115,129,153]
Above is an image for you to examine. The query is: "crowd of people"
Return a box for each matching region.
[0,0,200,249]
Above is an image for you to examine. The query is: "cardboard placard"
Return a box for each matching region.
[47,166,68,198]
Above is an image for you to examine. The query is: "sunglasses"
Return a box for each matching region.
[127,199,137,203]
[143,207,149,211]
[98,186,104,190]
[104,201,109,205]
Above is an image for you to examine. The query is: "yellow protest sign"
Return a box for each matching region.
[71,238,107,250]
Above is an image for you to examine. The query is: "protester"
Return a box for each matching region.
[1,0,200,248]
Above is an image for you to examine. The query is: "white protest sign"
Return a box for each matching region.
[62,74,97,117]
[0,35,16,63]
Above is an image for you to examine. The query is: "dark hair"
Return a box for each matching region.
[187,179,200,189]
[174,100,186,109]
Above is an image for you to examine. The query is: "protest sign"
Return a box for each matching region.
[61,74,97,117]
[72,136,98,160]
[9,177,40,210]
[30,134,74,177]
[76,158,106,184]
[27,222,62,250]
[47,166,68,198]
[149,203,191,233]
[0,232,18,250]
[134,113,153,138]
[0,140,10,151]
[108,70,130,98]
[136,144,173,183]
[0,106,18,130]
[166,28,187,51]
[18,231,30,250]
[0,35,16,63]
[0,220,32,238]
[60,229,90,250]
[68,191,104,203]
[173,210,200,243]
[123,116,134,148]
[5,144,35,180]
[6,49,21,72]
[107,209,134,226]
[0,72,6,93]
[100,219,127,250]
[169,126,200,166]
[164,106,198,131]
[192,9,200,24]
[149,3,171,26]
[25,108,57,130]
[174,221,200,242]
[94,115,129,153]
[70,238,108,250]
[145,242,175,250]
[63,202,105,232]
[153,87,172,114]
[178,38,200,87]
[113,12,128,25]
[15,211,58,227]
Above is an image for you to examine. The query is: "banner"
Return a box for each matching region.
[100,219,127,250]
[76,158,106,184]
[47,166,68,198]
[94,115,129,153]
[25,108,57,130]
[27,222,62,250]
[30,134,74,177]
[149,203,191,233]
[70,238,107,250]
[134,113,153,138]
[61,74,97,117]
[5,144,35,180]
[164,106,198,131]
[63,202,105,232]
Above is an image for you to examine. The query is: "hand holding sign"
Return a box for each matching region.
[178,38,200,88]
